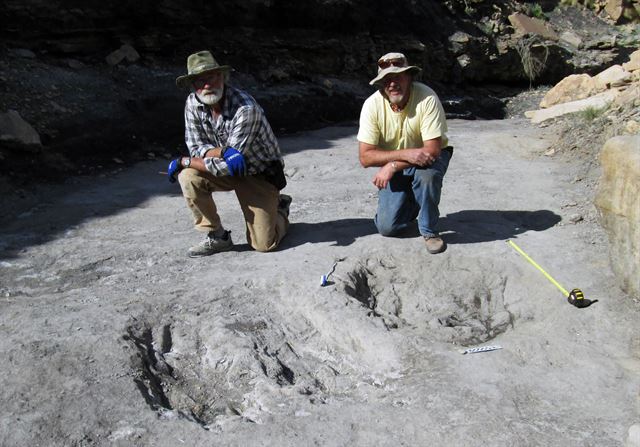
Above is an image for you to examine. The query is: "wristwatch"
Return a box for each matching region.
[181,157,191,168]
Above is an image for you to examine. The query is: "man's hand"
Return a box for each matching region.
[372,162,396,189]
[404,148,435,167]
[223,147,246,176]
[359,138,441,169]
[167,158,182,183]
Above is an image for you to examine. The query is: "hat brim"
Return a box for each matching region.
[176,65,232,89]
[369,65,421,86]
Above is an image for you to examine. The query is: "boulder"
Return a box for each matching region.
[605,0,639,23]
[508,12,559,40]
[594,64,633,88]
[11,48,37,59]
[105,44,140,66]
[622,49,640,72]
[539,73,603,108]
[613,82,640,108]
[0,110,42,146]
[525,89,619,123]
[605,0,626,22]
[594,135,640,297]
[448,31,472,55]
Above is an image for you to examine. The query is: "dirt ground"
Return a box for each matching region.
[0,118,638,446]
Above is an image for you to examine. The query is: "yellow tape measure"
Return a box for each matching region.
[507,240,594,308]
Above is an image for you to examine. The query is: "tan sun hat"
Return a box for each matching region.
[175,50,232,89]
[369,52,422,86]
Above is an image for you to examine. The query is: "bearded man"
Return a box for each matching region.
[357,52,453,254]
[168,51,290,257]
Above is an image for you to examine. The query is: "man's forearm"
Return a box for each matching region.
[391,160,411,170]
[203,147,223,158]
[359,147,403,167]
[180,146,223,172]
[181,150,221,172]
[359,139,442,168]
[180,156,207,172]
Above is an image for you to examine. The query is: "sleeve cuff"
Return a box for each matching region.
[199,146,214,158]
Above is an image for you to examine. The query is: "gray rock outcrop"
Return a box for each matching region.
[0,110,41,146]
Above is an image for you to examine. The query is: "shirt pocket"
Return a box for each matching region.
[403,117,422,147]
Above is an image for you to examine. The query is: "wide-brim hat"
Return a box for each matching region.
[370,52,422,86]
[176,50,232,89]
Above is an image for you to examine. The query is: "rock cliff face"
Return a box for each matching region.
[595,135,640,297]
[0,0,635,180]
[3,0,625,85]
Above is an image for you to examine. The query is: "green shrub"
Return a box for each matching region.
[579,106,606,121]
[529,3,545,19]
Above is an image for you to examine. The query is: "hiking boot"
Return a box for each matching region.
[278,194,292,218]
[188,230,233,258]
[424,236,446,254]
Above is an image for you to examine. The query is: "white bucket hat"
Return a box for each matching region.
[369,52,422,86]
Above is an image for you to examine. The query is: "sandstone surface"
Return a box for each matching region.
[539,73,604,108]
[595,135,640,297]
[1,119,638,446]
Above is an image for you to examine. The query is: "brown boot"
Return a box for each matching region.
[424,236,446,254]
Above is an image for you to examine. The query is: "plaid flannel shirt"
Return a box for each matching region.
[184,85,283,176]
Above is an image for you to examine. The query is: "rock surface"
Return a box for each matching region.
[524,47,638,297]
[605,0,640,23]
[627,423,640,447]
[0,119,638,446]
[0,110,41,146]
[595,135,640,297]
[508,12,560,40]
[527,88,620,122]
[539,73,605,107]
[528,48,639,121]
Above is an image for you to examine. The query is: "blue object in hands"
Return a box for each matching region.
[167,158,181,183]
[223,147,246,176]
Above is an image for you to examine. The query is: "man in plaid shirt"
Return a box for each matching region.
[168,51,291,257]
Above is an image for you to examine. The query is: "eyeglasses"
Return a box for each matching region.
[377,58,407,69]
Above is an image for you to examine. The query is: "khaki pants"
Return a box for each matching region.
[178,168,289,252]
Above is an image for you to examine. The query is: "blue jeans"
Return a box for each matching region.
[374,149,452,238]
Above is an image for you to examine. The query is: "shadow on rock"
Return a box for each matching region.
[440,209,561,244]
[282,218,377,248]
[0,160,183,259]
[278,126,358,155]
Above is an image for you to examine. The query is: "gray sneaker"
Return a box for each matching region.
[278,194,292,218]
[188,231,233,258]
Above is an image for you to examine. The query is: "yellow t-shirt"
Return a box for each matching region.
[357,82,448,150]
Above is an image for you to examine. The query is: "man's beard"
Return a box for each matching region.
[386,88,406,106]
[388,94,405,106]
[196,87,224,105]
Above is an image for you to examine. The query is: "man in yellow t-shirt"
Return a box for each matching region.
[357,52,453,254]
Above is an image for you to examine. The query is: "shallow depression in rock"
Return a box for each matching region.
[124,316,340,426]
[341,255,517,345]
